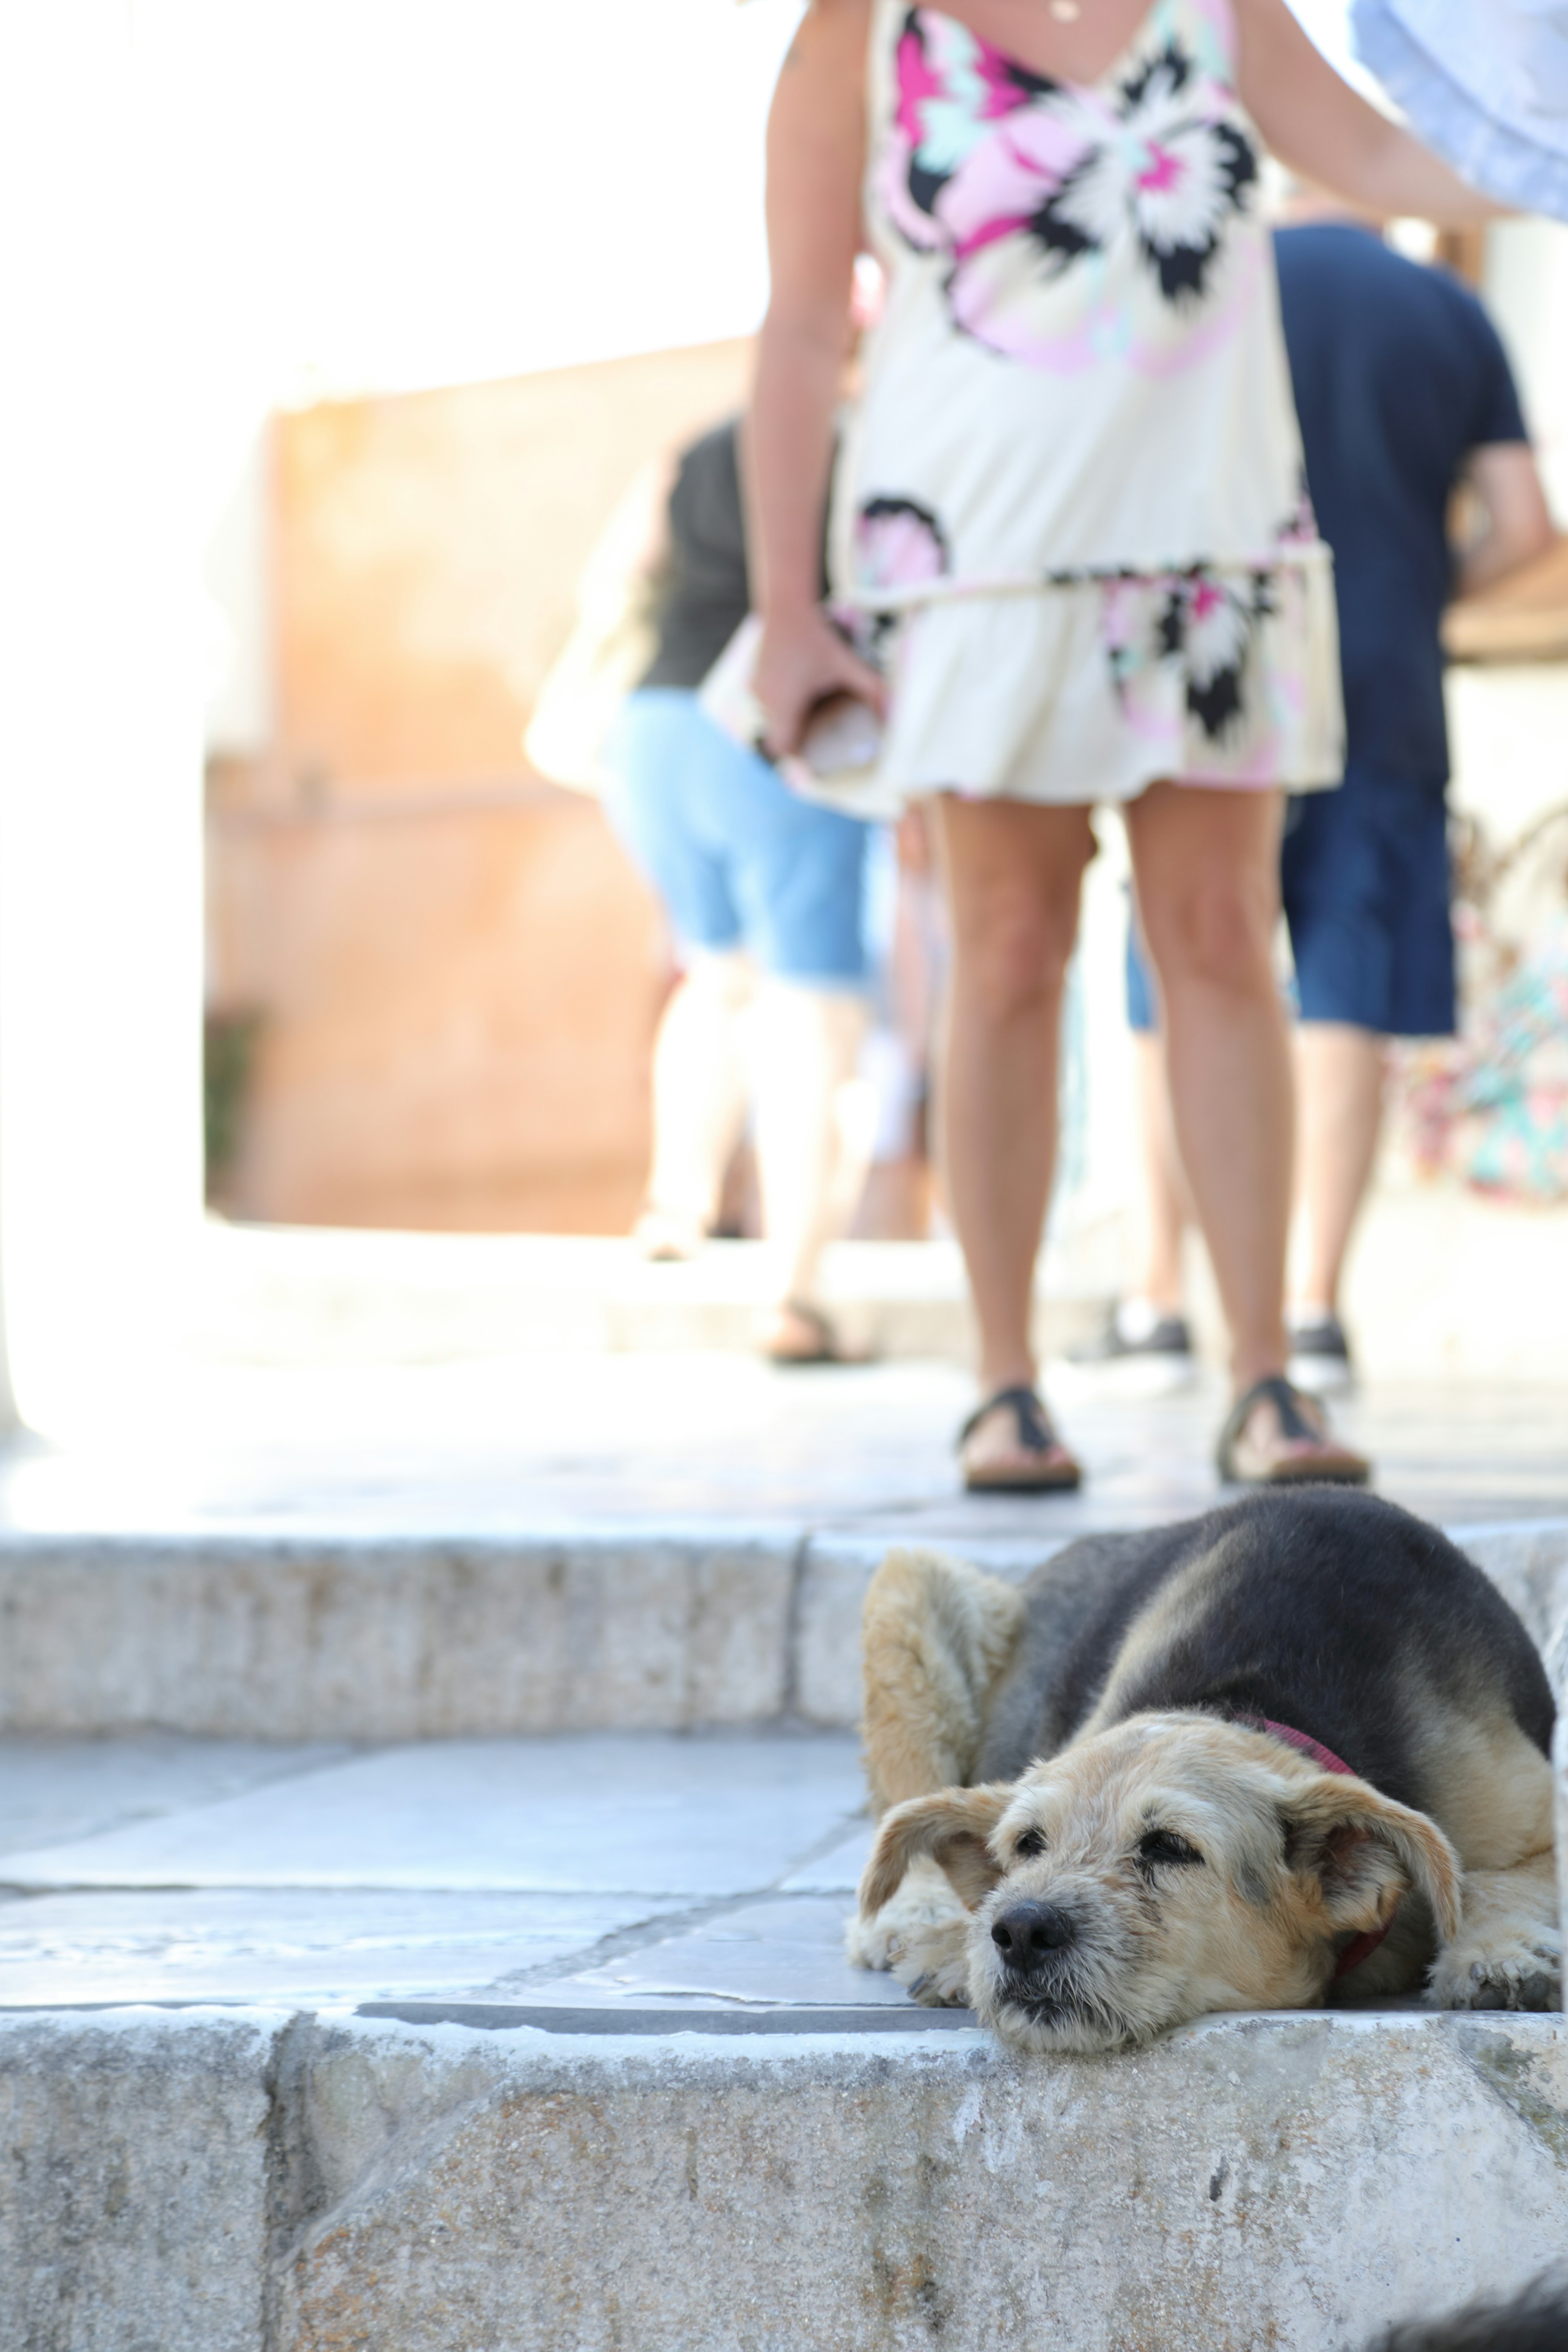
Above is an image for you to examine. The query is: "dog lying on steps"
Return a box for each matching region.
[850,1488,1560,2052]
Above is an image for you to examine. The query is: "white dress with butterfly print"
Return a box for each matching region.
[825,0,1345,815]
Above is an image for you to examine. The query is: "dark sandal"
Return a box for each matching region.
[760,1300,867,1367]
[959,1384,1082,1494]
[1216,1374,1371,1488]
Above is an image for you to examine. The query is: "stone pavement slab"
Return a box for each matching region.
[0,1888,680,2007]
[0,1732,878,2015]
[0,1734,351,1853]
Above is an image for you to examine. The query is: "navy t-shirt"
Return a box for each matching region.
[1275,223,1530,784]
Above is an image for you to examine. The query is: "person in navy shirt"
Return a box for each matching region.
[1093,194,1555,1394]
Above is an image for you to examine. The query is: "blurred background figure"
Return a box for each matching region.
[1354,0,1568,219]
[581,417,879,1363]
[1086,188,1555,1396]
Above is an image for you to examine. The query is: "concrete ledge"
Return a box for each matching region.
[0,1521,1563,1740]
[3,2005,1564,2352]
[193,1225,1114,1368]
[0,2009,278,2352]
[0,1534,797,1738]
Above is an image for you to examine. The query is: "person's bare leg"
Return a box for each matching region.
[1294,1021,1385,1318]
[751,982,872,1355]
[1127,782,1365,1477]
[638,949,753,1256]
[1132,1029,1194,1317]
[935,795,1096,1474]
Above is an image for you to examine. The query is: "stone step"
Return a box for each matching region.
[188,1193,1568,1384]
[6,2002,1566,2352]
[0,1513,1564,1740]
[2,1724,1566,2352]
[191,1222,1118,1368]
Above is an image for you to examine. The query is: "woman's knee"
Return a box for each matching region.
[1142,876,1276,1000]
[952,883,1080,1021]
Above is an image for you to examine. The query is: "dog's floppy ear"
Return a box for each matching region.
[858,1784,1011,1918]
[1280,1775,1461,1944]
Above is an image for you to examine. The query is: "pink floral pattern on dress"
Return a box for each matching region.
[883,5,1260,368]
[1102,566,1284,749]
[854,495,951,590]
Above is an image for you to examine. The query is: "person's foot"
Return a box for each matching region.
[1288,1309,1356,1397]
[1064,1298,1197,1395]
[959,1385,1082,1493]
[757,1300,868,1366]
[1216,1373,1370,1487]
[634,1207,706,1262]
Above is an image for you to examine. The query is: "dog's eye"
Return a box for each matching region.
[1013,1828,1046,1861]
[1137,1828,1203,1869]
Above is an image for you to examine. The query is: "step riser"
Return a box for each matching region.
[4,2009,1564,2352]
[0,1528,1564,1740]
[1,1529,1565,1741]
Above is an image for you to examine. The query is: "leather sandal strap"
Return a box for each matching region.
[1219,1373,1320,1455]
[958,1384,1060,1455]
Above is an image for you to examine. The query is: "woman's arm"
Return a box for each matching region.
[746,0,884,756]
[1236,0,1506,227]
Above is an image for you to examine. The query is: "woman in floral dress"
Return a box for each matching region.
[749,0,1499,1490]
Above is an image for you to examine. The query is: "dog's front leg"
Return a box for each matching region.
[845,1854,974,2006]
[1428,1850,1562,2012]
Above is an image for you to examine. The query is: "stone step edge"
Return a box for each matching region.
[4,2005,1565,2352]
[0,1519,1562,1738]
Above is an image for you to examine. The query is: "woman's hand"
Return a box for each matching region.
[1238,0,1506,225]
[753,605,886,761]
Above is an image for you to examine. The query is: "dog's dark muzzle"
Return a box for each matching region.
[990,1899,1078,1979]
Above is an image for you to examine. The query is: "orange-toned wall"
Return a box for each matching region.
[208,337,754,1231]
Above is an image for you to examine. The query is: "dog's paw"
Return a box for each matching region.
[891,1917,973,2008]
[845,1907,903,1974]
[1430,1925,1562,2013]
[846,1853,969,1980]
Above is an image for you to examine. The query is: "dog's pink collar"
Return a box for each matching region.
[1254,1717,1394,1981]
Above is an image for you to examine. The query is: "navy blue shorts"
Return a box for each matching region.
[1126,764,1455,1038]
[604,688,872,985]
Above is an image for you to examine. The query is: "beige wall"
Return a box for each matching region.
[208,337,753,1231]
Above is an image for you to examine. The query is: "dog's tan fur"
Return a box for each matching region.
[860,1548,1027,1811]
[851,1544,1560,2049]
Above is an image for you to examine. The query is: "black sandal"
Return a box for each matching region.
[1216,1374,1370,1488]
[959,1385,1082,1494]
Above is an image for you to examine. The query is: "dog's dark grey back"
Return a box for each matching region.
[973,1490,1554,1819]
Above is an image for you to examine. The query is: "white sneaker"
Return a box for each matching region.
[1287,1310,1356,1396]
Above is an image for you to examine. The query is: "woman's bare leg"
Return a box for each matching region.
[1126,782,1368,1478]
[1294,1021,1385,1317]
[1132,1028,1195,1318]
[1125,783,1292,1391]
[935,797,1097,1420]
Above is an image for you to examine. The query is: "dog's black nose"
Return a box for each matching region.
[991,1901,1076,1965]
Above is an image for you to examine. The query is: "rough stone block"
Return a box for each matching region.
[277,2010,1568,2352]
[0,2009,276,2352]
[0,1535,795,1738]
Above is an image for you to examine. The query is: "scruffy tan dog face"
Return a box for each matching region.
[860,1713,1461,2053]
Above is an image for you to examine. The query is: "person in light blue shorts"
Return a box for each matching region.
[602,417,877,1363]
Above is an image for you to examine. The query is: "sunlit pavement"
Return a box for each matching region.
[0,1350,1564,1541]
